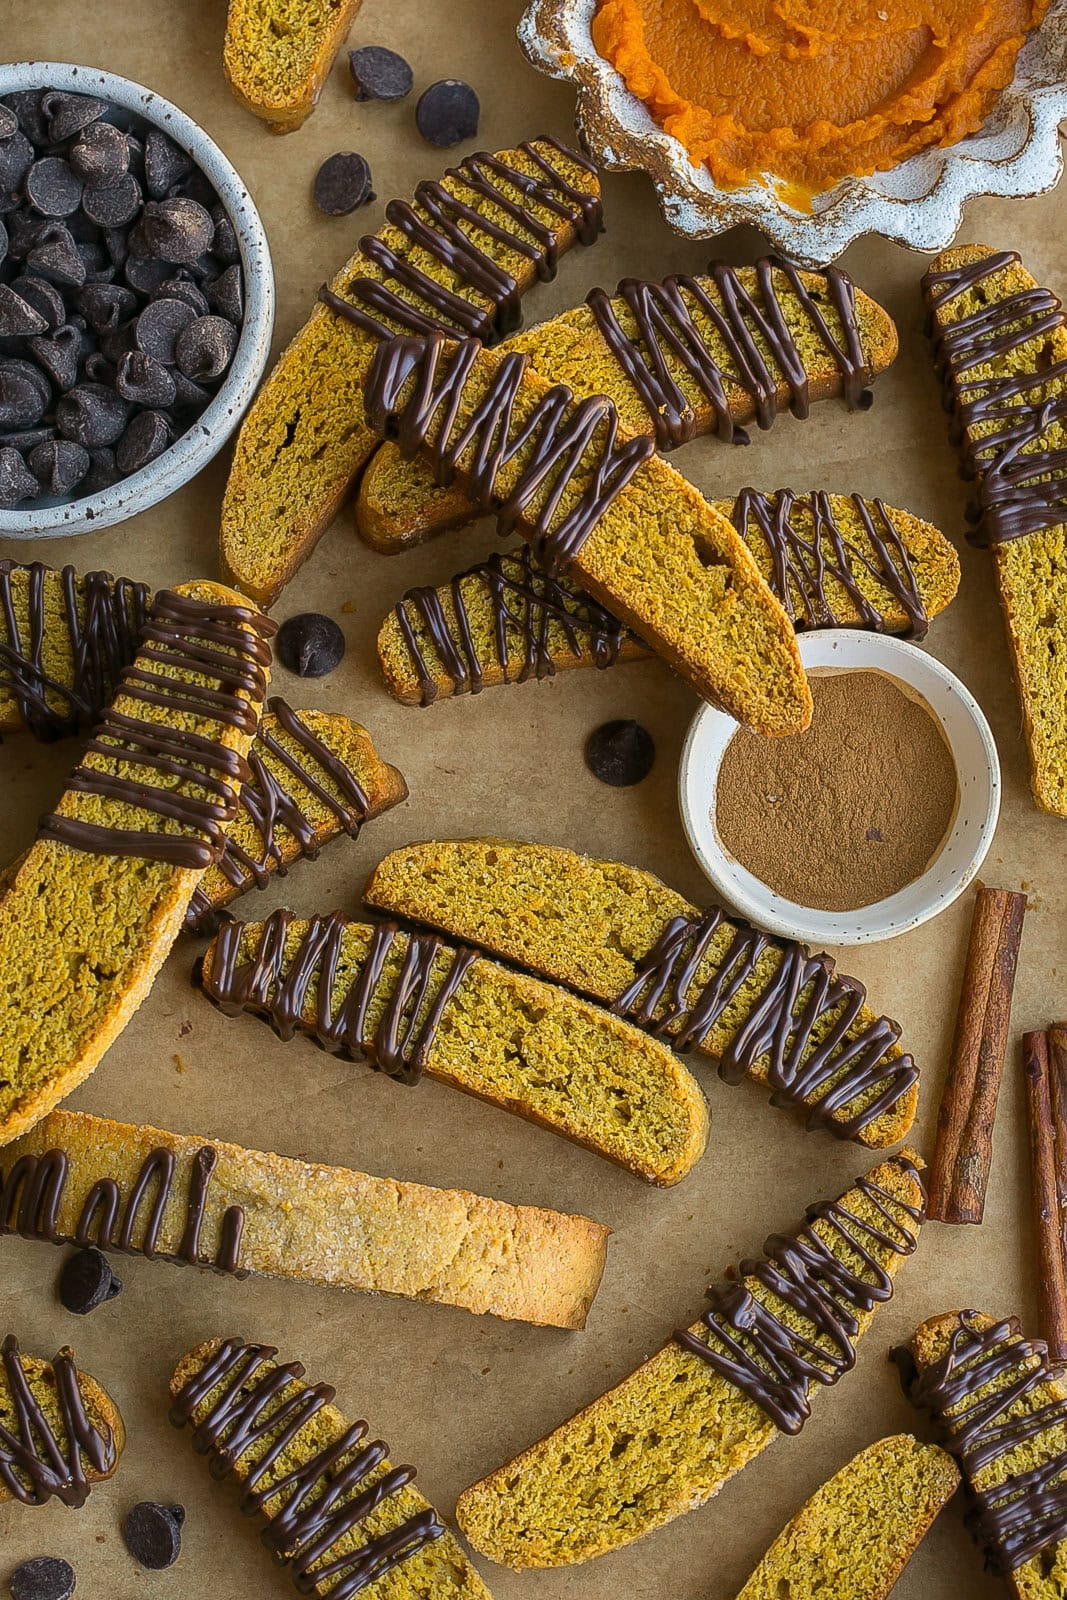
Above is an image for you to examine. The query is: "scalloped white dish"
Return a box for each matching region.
[518,0,1067,267]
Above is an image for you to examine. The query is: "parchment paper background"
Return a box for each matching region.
[2,4,1065,1597]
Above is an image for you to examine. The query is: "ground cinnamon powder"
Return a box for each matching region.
[715,669,959,912]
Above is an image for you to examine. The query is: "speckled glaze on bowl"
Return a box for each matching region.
[0,61,274,539]
[518,0,1067,267]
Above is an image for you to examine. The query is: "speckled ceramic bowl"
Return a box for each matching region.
[0,61,274,539]
[678,631,1001,946]
[518,0,1067,267]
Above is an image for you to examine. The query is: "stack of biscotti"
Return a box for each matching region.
[356,259,899,552]
[456,1151,924,1566]
[197,909,710,1185]
[0,1335,125,1509]
[376,491,960,705]
[0,582,273,1146]
[220,138,603,605]
[0,1110,608,1328]
[223,0,364,131]
[924,244,1067,817]
[364,839,919,1146]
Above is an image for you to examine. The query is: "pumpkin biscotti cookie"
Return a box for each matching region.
[0,1110,608,1328]
[0,1334,124,1508]
[732,1434,959,1600]
[364,336,811,731]
[356,259,898,552]
[221,138,602,605]
[456,1150,924,1567]
[364,840,918,1146]
[0,582,274,1147]
[197,909,709,1185]
[171,1338,492,1599]
[378,491,958,704]
[897,1309,1067,1591]
[924,244,1067,816]
[224,0,364,132]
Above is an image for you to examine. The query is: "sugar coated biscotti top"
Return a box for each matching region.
[733,1433,959,1600]
[0,582,274,1147]
[355,258,898,553]
[364,335,811,733]
[223,0,364,132]
[456,1150,924,1567]
[898,1308,1067,1593]
[0,1110,609,1328]
[221,138,602,605]
[198,909,709,1186]
[923,244,1067,817]
[364,840,918,1146]
[171,1338,492,1599]
[0,1333,125,1509]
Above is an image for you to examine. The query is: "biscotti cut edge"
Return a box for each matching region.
[223,0,365,132]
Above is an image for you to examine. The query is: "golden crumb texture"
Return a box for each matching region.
[223,0,365,132]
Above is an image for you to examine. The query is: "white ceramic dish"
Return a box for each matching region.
[518,0,1067,267]
[0,61,274,539]
[678,631,1001,947]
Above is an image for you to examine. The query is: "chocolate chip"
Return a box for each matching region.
[155,277,209,316]
[25,157,83,218]
[0,361,51,428]
[69,120,129,186]
[205,261,243,323]
[130,196,213,264]
[349,45,414,102]
[209,204,238,264]
[415,80,480,148]
[10,1555,76,1600]
[125,132,145,182]
[81,171,141,228]
[175,165,216,208]
[584,719,656,787]
[28,324,82,390]
[26,224,85,287]
[78,280,137,332]
[123,1502,184,1570]
[0,446,40,507]
[5,209,48,260]
[313,152,374,216]
[183,250,219,285]
[135,296,195,363]
[2,91,48,147]
[96,316,137,364]
[116,409,171,474]
[116,350,176,407]
[175,314,236,381]
[40,90,107,144]
[12,274,65,329]
[57,1245,122,1312]
[0,426,55,453]
[101,225,128,266]
[28,438,90,497]
[56,382,128,447]
[276,612,346,677]
[0,105,17,141]
[170,369,210,412]
[144,127,191,200]
[76,239,113,283]
[0,131,34,208]
[123,253,171,296]
[83,445,118,493]
[0,282,48,337]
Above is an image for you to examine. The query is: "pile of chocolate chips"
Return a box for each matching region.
[0,87,245,509]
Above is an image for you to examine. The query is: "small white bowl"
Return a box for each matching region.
[0,61,274,539]
[678,631,1001,947]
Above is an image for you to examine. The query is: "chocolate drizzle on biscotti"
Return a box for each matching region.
[38,588,275,869]
[0,1143,246,1275]
[611,907,917,1138]
[587,259,873,449]
[365,334,655,575]
[202,910,477,1085]
[171,1339,444,1598]
[0,560,150,740]
[0,1335,116,1507]
[319,137,601,347]
[676,1158,922,1433]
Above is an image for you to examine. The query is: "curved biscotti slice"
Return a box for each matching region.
[220,139,602,606]
[733,1433,958,1600]
[899,1309,1067,1590]
[363,337,811,732]
[355,259,898,552]
[924,244,1067,817]
[0,1110,608,1329]
[0,582,273,1147]
[198,909,709,1186]
[377,492,958,704]
[0,1334,125,1509]
[456,1151,924,1567]
[186,700,408,932]
[171,1338,491,1599]
[224,0,363,132]
[364,840,918,1146]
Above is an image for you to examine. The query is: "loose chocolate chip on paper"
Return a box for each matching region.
[135,295,196,363]
[69,119,129,186]
[130,196,213,264]
[144,127,191,200]
[116,349,177,407]
[415,79,480,147]
[349,45,414,102]
[115,408,172,474]
[0,282,48,337]
[29,438,90,497]
[40,89,107,143]
[584,719,656,787]
[0,446,40,507]
[175,314,236,381]
[313,151,374,216]
[81,170,142,228]
[277,612,346,677]
[10,1555,76,1600]
[25,157,83,218]
[58,1244,123,1312]
[123,1502,185,1570]
[56,382,129,448]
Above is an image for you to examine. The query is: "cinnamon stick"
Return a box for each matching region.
[1024,1030,1067,1360]
[927,885,1027,1223]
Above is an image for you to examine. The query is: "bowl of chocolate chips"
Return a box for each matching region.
[0,62,274,536]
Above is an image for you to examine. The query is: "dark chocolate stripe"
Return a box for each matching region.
[0,1335,116,1508]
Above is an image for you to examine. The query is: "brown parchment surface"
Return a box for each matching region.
[1,4,1065,1597]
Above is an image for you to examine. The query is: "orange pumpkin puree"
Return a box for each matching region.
[592,0,1049,194]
